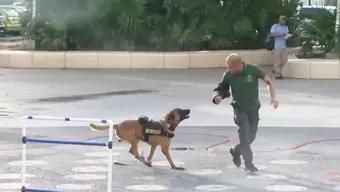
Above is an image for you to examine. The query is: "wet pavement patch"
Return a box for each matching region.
[33,89,156,103]
[0,183,26,190]
[65,174,106,181]
[126,184,167,191]
[57,183,92,190]
[195,185,237,191]
[296,150,322,155]
[0,150,20,157]
[8,160,48,166]
[76,159,108,165]
[189,169,223,176]
[171,147,195,151]
[72,166,107,173]
[0,107,15,117]
[152,160,184,167]
[270,160,307,165]
[84,151,120,157]
[0,173,35,180]
[264,185,307,191]
[134,176,157,181]
[247,173,288,180]
[227,164,268,170]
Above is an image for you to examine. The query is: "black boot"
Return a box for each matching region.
[229,148,241,167]
[275,75,284,80]
[245,163,258,173]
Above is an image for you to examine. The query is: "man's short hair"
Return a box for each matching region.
[226,53,242,65]
[279,15,287,21]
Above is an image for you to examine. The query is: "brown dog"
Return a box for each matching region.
[89,108,191,170]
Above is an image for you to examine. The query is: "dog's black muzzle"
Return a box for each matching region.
[179,109,191,121]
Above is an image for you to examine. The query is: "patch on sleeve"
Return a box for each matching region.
[246,75,253,82]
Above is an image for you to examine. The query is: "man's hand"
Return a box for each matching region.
[271,32,285,38]
[213,96,223,105]
[263,75,278,109]
[271,99,279,109]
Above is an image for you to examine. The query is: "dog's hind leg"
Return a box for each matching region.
[129,141,145,163]
[128,146,133,155]
[161,144,184,170]
[147,145,157,161]
[144,145,157,167]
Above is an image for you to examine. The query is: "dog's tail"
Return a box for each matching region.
[89,123,122,142]
[89,123,117,131]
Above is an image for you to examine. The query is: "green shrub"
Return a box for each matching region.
[24,0,299,51]
[335,28,340,54]
[299,8,336,54]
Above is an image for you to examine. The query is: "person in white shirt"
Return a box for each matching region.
[271,15,290,79]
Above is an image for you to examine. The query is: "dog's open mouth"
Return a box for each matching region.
[181,109,191,120]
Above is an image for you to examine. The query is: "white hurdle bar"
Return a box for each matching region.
[21,115,114,192]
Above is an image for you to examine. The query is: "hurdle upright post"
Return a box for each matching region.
[107,120,114,192]
[21,115,115,192]
[21,126,27,192]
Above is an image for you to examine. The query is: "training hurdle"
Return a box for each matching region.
[21,115,114,192]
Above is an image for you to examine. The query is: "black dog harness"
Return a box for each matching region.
[138,116,169,142]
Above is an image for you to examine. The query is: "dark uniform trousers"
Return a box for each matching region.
[233,102,260,166]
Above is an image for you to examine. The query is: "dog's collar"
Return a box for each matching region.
[168,123,177,132]
[160,119,176,131]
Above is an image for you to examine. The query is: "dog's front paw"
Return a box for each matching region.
[144,161,152,167]
[136,155,146,162]
[172,166,185,171]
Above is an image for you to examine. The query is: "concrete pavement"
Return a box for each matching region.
[1,126,340,191]
[0,68,340,191]
[0,68,340,127]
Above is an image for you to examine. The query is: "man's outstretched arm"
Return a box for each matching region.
[263,75,279,109]
[212,73,230,104]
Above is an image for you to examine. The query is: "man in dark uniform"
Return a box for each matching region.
[212,53,278,172]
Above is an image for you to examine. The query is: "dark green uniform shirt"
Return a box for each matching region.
[213,64,266,108]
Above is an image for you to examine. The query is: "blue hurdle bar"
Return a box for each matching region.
[23,187,61,192]
[21,117,114,192]
[24,137,107,147]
